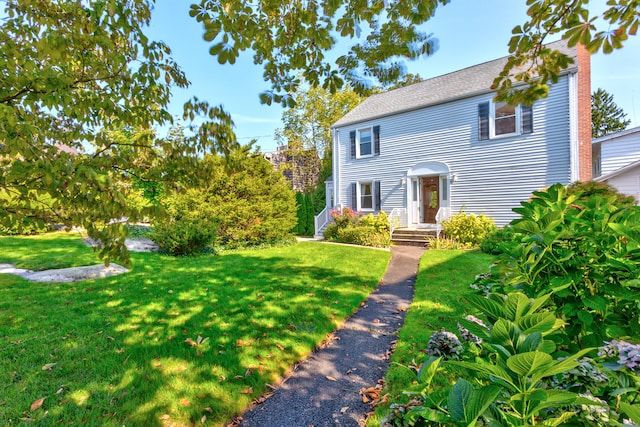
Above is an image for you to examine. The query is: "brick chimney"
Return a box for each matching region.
[576,43,592,181]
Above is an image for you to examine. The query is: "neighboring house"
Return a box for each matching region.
[593,126,640,202]
[263,144,321,192]
[315,39,592,235]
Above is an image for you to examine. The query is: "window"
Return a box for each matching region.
[350,180,381,211]
[360,182,373,209]
[359,128,372,156]
[478,101,533,140]
[440,176,448,201]
[494,102,516,135]
[349,126,380,158]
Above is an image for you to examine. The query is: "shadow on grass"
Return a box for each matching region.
[0,242,390,426]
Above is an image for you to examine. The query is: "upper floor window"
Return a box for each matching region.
[494,102,517,136]
[479,101,533,140]
[359,128,372,156]
[349,126,380,159]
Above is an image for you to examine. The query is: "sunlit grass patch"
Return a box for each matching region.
[0,235,390,426]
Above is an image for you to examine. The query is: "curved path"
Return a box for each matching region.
[238,245,425,427]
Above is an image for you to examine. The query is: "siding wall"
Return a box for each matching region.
[334,78,574,226]
[605,167,640,203]
[600,131,640,175]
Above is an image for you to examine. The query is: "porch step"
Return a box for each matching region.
[391,228,437,247]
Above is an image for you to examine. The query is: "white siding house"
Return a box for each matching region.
[315,40,592,234]
[593,126,640,202]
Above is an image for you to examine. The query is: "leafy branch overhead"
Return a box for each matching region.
[0,0,239,265]
[191,0,639,106]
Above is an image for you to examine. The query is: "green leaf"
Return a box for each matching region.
[447,379,500,425]
[577,310,593,326]
[541,411,577,426]
[518,313,558,336]
[467,295,504,319]
[448,360,515,390]
[582,295,607,311]
[417,356,441,385]
[506,351,553,376]
[620,402,640,424]
[517,332,542,353]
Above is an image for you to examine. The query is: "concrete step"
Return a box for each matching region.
[391,228,437,247]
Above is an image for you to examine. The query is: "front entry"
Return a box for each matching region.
[421,176,439,223]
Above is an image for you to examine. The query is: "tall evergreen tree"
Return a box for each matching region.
[592,88,631,138]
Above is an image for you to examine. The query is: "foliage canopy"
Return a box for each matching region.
[191,0,640,106]
[0,0,237,265]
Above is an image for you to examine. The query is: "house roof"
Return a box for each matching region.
[594,158,640,182]
[333,39,578,128]
[592,125,640,145]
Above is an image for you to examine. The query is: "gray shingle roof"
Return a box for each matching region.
[333,39,578,128]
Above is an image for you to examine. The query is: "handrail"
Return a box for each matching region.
[314,207,329,237]
[314,203,342,236]
[389,208,407,233]
[435,207,451,238]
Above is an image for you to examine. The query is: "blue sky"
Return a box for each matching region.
[146,0,640,152]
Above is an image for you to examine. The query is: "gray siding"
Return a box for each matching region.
[335,78,573,226]
[605,166,640,203]
[600,130,640,175]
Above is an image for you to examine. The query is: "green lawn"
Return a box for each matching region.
[0,233,391,426]
[369,249,494,425]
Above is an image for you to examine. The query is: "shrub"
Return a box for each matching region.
[479,225,516,255]
[336,225,390,247]
[568,180,636,207]
[205,154,297,246]
[293,192,315,236]
[503,183,640,346]
[151,188,218,256]
[442,210,497,246]
[323,208,390,247]
[381,293,604,427]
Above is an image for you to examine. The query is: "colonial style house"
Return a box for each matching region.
[593,126,640,202]
[315,40,592,236]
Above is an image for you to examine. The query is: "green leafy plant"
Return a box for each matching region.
[499,183,640,347]
[151,188,218,256]
[205,153,297,246]
[382,292,600,426]
[479,225,517,255]
[442,211,497,247]
[323,208,390,247]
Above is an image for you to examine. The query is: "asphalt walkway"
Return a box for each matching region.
[238,245,425,427]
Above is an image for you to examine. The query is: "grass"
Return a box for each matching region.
[0,233,391,426]
[368,249,494,425]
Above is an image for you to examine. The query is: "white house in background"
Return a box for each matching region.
[593,126,640,202]
[315,40,592,235]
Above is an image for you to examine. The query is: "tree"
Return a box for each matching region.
[1,0,237,265]
[592,88,631,138]
[276,86,361,159]
[275,85,361,198]
[191,0,640,106]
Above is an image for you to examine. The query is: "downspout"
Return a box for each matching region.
[568,71,580,183]
[333,128,340,206]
